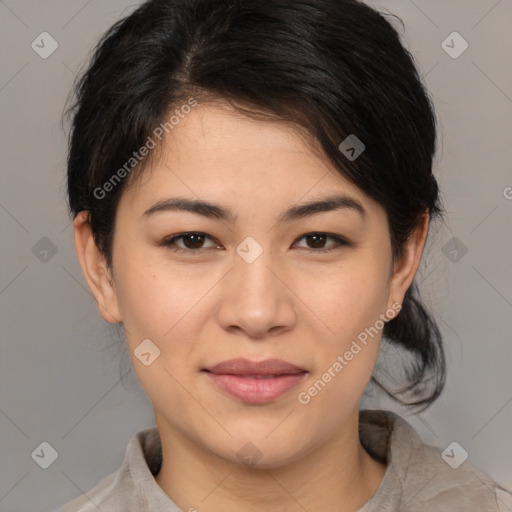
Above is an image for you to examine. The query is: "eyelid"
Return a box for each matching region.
[161,232,221,252]
[293,233,350,252]
[161,231,350,254]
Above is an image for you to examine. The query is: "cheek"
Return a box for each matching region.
[112,259,223,417]
[113,262,210,417]
[297,307,384,436]
[294,253,390,406]
[298,254,391,343]
[113,249,211,342]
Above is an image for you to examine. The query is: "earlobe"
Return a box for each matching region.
[73,211,122,324]
[387,210,429,311]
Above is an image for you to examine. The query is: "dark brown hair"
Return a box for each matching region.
[64,0,445,409]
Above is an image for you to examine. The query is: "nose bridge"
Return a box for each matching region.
[216,235,296,337]
[234,235,280,306]
[238,242,275,294]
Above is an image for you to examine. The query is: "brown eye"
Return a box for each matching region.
[294,232,349,253]
[180,233,206,249]
[305,233,327,249]
[162,233,220,253]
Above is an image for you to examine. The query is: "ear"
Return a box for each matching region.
[386,210,429,312]
[73,211,122,323]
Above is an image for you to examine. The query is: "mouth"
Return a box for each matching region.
[202,358,308,404]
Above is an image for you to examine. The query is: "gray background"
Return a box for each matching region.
[0,1,511,511]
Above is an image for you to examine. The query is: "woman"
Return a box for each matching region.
[58,0,510,510]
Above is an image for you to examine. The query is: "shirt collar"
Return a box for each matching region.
[123,410,421,511]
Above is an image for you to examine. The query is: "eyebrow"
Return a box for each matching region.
[143,194,366,223]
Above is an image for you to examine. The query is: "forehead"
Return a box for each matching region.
[120,101,381,219]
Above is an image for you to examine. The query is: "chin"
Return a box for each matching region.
[203,426,313,470]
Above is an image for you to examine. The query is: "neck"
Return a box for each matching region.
[154,409,386,512]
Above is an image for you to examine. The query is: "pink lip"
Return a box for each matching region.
[203,358,307,404]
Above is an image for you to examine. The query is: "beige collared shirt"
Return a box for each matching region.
[57,409,511,511]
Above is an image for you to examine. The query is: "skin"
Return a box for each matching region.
[74,101,429,512]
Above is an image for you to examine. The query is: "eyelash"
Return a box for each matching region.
[161,232,350,255]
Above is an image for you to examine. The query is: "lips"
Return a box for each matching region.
[205,358,306,376]
[203,358,307,404]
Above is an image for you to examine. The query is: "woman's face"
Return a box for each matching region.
[82,101,423,467]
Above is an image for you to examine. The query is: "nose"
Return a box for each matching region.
[215,244,297,339]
